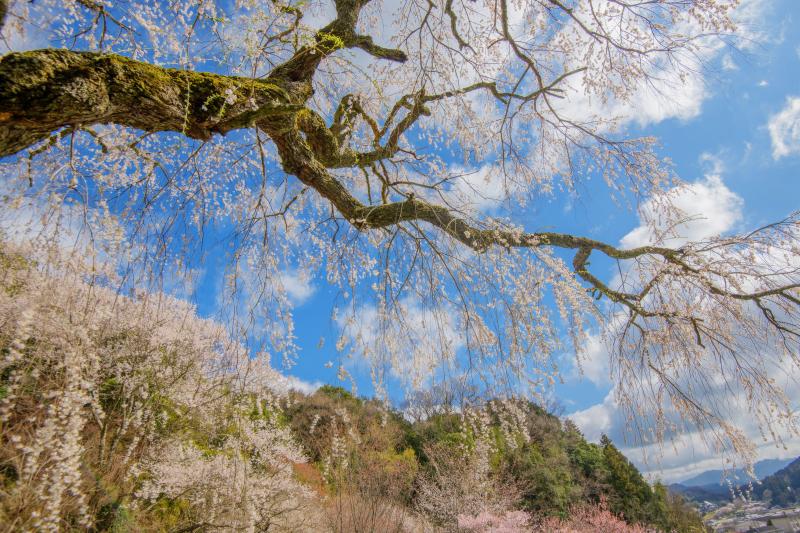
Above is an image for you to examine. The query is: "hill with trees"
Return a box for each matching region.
[281,385,708,532]
[0,243,706,531]
[744,457,800,507]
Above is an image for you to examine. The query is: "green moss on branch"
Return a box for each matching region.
[0,49,304,157]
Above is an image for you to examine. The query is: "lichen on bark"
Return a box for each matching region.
[0,49,303,157]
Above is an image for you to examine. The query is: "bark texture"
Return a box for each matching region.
[0,0,7,34]
[0,50,304,157]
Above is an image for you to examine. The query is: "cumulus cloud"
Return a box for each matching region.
[272,374,323,395]
[568,390,616,443]
[278,270,316,304]
[768,96,800,159]
[552,0,770,130]
[620,173,743,249]
[570,393,800,483]
[568,374,800,484]
[443,165,508,213]
[568,153,800,482]
[573,333,611,388]
[567,319,800,483]
[551,33,709,130]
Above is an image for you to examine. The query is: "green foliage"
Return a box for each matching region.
[601,435,654,523]
[747,456,800,506]
[283,390,706,532]
[405,412,466,462]
[317,384,362,404]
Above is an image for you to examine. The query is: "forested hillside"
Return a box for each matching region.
[744,457,800,507]
[282,385,707,532]
[0,244,705,531]
[669,457,800,508]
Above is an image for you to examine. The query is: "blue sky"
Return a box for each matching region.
[2,0,800,484]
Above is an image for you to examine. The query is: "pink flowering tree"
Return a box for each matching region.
[537,501,654,533]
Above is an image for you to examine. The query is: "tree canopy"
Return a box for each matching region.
[1,0,799,468]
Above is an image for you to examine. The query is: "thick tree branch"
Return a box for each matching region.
[1,0,791,333]
[0,0,406,159]
[264,120,800,338]
[0,49,306,157]
[268,0,406,83]
[265,123,680,258]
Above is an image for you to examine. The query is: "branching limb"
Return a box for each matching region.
[265,118,800,350]
[267,0,406,84]
[303,68,584,169]
[0,50,302,157]
[444,0,473,51]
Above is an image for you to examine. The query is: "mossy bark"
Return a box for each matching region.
[0,49,306,157]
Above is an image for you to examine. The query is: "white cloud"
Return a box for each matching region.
[638,437,800,484]
[445,165,507,213]
[758,80,769,87]
[552,0,770,129]
[553,45,708,129]
[568,390,616,443]
[698,151,725,175]
[272,374,323,395]
[573,333,611,388]
[568,385,800,483]
[566,325,800,483]
[620,174,743,249]
[570,149,800,482]
[768,96,800,159]
[278,270,315,304]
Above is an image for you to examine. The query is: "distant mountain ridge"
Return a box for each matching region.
[678,458,793,488]
[670,457,800,506]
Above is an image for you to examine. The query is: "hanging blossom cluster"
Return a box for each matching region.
[0,243,320,531]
